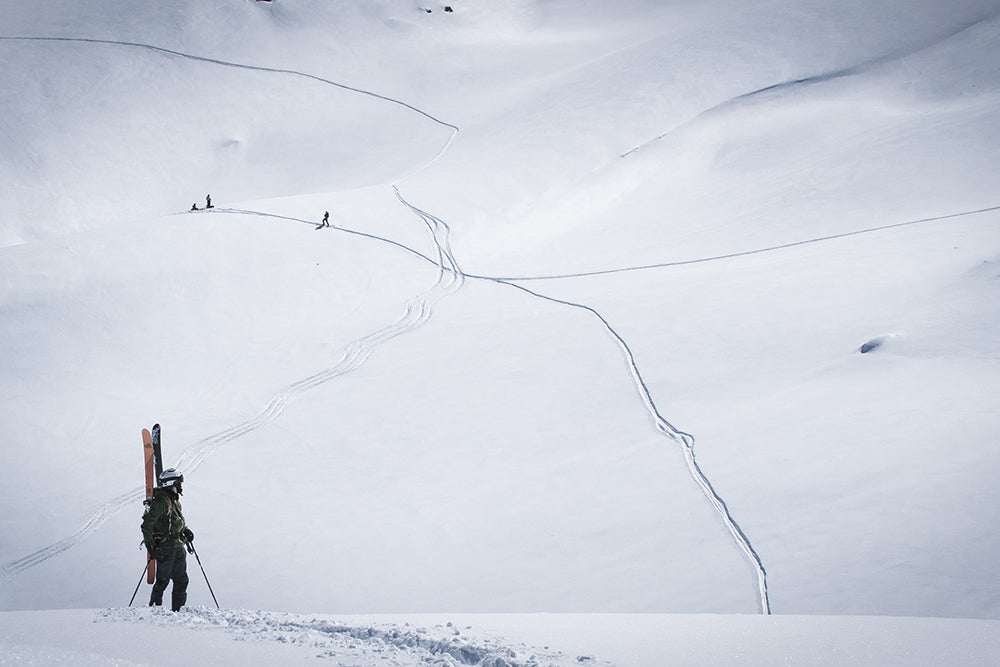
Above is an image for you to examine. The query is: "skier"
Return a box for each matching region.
[321,211,330,228]
[205,194,213,209]
[141,468,195,611]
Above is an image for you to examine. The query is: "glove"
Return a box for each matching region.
[181,528,194,544]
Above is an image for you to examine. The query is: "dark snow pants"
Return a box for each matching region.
[149,543,189,611]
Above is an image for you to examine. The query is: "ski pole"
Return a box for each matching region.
[185,538,220,609]
[129,557,152,607]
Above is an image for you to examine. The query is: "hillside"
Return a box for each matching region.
[1,0,1000,661]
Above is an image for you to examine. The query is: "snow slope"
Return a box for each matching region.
[2,0,1000,661]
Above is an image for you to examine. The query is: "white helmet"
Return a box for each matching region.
[159,468,184,489]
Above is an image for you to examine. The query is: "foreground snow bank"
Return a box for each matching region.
[2,608,999,666]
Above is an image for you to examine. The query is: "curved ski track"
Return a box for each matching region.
[495,281,770,614]
[0,33,771,614]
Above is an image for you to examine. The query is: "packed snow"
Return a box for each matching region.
[2,0,999,664]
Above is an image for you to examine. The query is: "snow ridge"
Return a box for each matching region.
[621,11,1000,158]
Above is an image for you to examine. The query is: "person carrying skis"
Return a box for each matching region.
[141,468,195,611]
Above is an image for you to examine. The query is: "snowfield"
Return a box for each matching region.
[1,0,999,663]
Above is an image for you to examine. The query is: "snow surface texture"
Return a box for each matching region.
[2,0,1000,663]
[100,608,579,667]
[4,608,1000,666]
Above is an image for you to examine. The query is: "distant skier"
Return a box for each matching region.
[141,468,195,612]
[205,194,213,209]
[321,211,330,228]
[191,203,199,211]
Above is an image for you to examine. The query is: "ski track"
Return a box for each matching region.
[478,205,1000,282]
[494,280,770,614]
[0,32,773,615]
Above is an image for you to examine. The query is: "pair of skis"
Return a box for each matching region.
[141,424,162,583]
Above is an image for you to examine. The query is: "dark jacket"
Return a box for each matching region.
[141,487,187,552]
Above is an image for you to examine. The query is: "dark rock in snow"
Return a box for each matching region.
[860,338,884,354]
